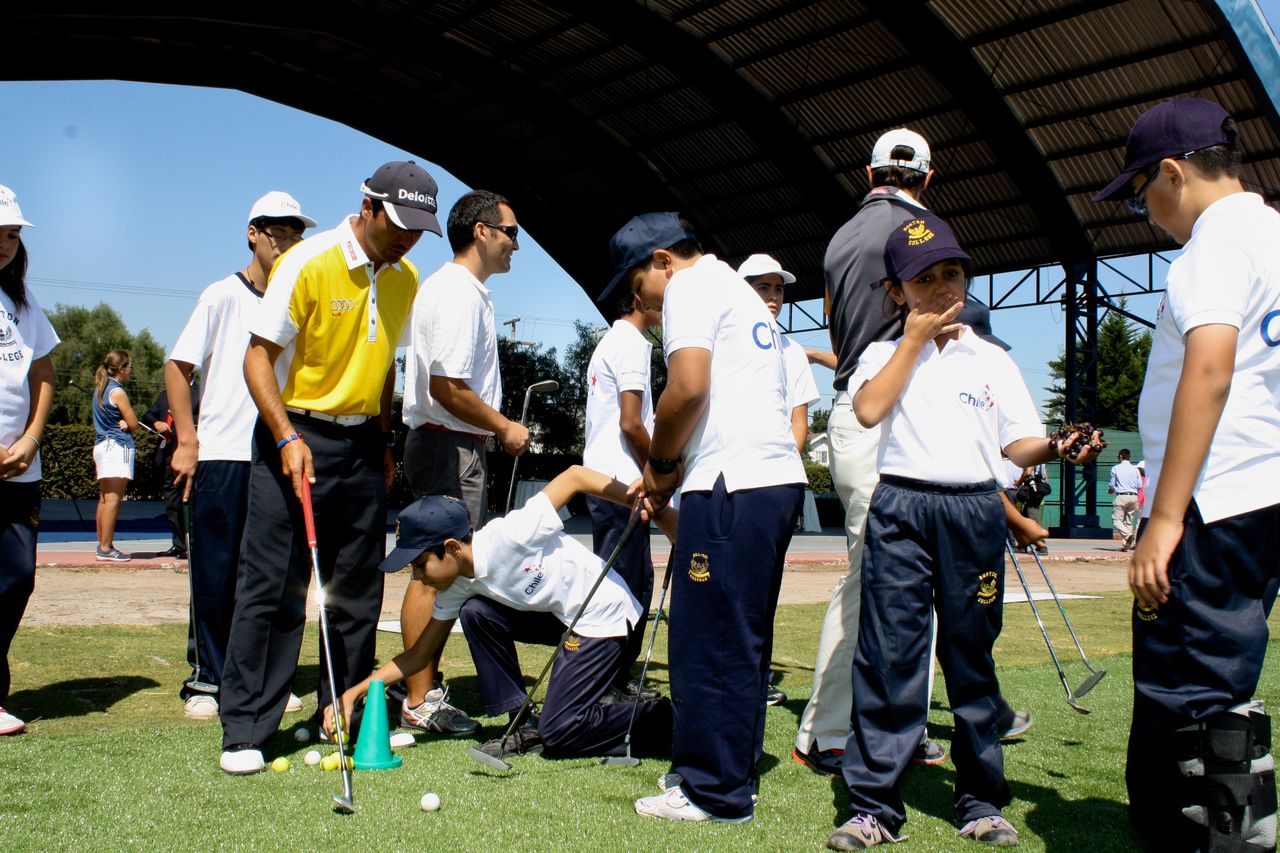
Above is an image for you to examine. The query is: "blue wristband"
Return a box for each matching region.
[276,433,301,450]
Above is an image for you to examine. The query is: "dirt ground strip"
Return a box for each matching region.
[23,559,1131,628]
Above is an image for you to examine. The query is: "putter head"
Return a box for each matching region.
[331,795,355,814]
[468,746,513,772]
[601,755,641,767]
[1066,696,1092,715]
[1075,668,1107,698]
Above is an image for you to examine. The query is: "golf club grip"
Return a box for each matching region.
[300,477,318,548]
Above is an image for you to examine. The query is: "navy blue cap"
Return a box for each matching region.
[598,212,699,305]
[360,160,443,235]
[883,216,971,284]
[956,299,1010,351]
[1092,98,1233,202]
[377,495,471,573]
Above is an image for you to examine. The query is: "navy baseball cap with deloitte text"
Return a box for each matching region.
[377,495,471,573]
[1092,98,1233,202]
[882,215,971,283]
[361,160,444,235]
[598,212,699,305]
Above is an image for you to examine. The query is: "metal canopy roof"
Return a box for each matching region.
[5,1,1279,309]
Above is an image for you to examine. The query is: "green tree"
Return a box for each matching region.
[810,406,830,434]
[497,337,579,455]
[45,302,168,425]
[1044,297,1151,430]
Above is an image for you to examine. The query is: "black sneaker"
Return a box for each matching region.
[478,716,542,760]
[912,739,946,766]
[792,744,844,778]
[766,684,787,706]
[626,678,661,701]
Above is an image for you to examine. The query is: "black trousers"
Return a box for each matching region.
[158,452,187,551]
[457,595,671,757]
[1127,500,1280,851]
[668,476,804,819]
[0,480,39,705]
[844,476,1010,833]
[220,417,385,749]
[183,460,250,699]
[587,494,653,675]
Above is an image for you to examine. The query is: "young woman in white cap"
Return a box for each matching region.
[0,185,60,735]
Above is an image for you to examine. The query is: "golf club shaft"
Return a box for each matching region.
[620,556,673,753]
[505,388,534,515]
[492,500,645,746]
[1028,548,1098,670]
[301,478,354,806]
[1006,543,1075,702]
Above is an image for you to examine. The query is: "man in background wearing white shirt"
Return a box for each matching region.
[583,291,662,696]
[1107,448,1142,550]
[165,191,316,721]
[398,190,528,737]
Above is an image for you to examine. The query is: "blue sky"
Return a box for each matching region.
[3,1,1277,415]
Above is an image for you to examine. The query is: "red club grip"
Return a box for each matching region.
[300,476,318,549]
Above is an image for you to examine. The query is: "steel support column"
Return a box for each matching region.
[1056,258,1108,537]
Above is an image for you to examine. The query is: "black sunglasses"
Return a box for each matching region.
[482,222,519,242]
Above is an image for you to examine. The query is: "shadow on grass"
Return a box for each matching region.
[8,675,161,720]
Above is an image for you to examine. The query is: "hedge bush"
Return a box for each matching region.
[39,425,165,501]
[804,459,833,496]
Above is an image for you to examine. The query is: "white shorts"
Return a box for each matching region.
[93,439,135,481]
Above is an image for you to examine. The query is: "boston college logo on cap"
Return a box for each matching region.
[903,219,935,247]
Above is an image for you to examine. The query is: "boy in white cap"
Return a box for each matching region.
[1093,97,1280,853]
[219,162,441,775]
[166,191,316,721]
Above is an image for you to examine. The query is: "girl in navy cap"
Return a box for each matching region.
[826,216,1101,850]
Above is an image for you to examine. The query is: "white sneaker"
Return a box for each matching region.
[184,695,218,719]
[658,772,757,804]
[634,786,752,823]
[219,746,265,775]
[389,731,417,749]
[0,707,26,735]
[285,693,303,713]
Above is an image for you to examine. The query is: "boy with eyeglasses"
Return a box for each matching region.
[1093,97,1280,853]
[165,191,315,721]
[396,189,528,739]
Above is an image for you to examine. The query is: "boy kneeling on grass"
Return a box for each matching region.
[324,465,674,761]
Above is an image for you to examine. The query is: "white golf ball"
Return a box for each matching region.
[294,727,311,743]
[304,750,322,766]
[419,792,441,812]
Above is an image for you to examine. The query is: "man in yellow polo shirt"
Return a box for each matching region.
[219,161,441,775]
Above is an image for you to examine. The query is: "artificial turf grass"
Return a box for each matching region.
[4,594,1279,851]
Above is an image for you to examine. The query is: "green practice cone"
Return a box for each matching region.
[353,679,402,770]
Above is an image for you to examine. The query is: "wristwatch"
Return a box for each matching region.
[649,456,680,475]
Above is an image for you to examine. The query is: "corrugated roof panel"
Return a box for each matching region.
[929,0,1084,42]
[789,67,957,138]
[647,123,764,174]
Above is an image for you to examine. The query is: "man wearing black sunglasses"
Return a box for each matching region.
[397,189,528,737]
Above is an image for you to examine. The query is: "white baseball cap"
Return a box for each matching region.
[870,129,932,173]
[0,185,34,228]
[248,191,317,228]
[737,253,796,284]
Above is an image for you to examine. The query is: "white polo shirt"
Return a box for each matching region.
[662,254,806,494]
[402,262,501,433]
[169,273,262,462]
[851,327,1043,484]
[0,286,59,483]
[781,336,821,412]
[1138,192,1280,523]
[583,319,654,481]
[432,492,641,638]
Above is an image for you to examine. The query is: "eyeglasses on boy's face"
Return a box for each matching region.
[259,228,303,247]
[1127,151,1196,217]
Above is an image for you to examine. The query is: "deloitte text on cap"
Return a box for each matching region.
[599,211,699,305]
[248,191,317,228]
[883,215,971,284]
[870,129,931,173]
[737,253,796,284]
[0,185,34,228]
[1092,98,1233,202]
[360,160,444,235]
[377,495,472,573]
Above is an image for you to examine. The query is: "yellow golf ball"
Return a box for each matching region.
[271,757,290,772]
[321,753,340,772]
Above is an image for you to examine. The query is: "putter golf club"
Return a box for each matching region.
[300,477,356,813]
[505,379,560,514]
[602,554,673,768]
[469,499,643,772]
[1006,542,1090,714]
[1028,547,1107,697]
